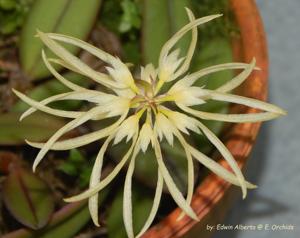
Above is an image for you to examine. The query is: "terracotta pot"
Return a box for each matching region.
[142,0,268,237]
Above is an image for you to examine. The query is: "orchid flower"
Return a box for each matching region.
[13,9,286,238]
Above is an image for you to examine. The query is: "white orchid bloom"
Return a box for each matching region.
[14,8,286,238]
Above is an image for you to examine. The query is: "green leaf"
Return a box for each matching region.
[12,72,89,112]
[58,149,92,187]
[119,0,141,33]
[2,191,109,238]
[142,0,192,65]
[37,203,89,238]
[123,40,141,65]
[0,112,65,145]
[107,188,153,238]
[78,166,93,188]
[3,168,54,229]
[2,202,89,238]
[19,0,102,80]
[69,149,84,164]
[58,163,77,176]
[0,0,17,10]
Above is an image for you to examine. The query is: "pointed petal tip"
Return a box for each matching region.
[184,7,192,14]
[193,215,200,221]
[63,198,71,203]
[11,88,19,95]
[25,139,37,148]
[19,114,26,121]
[35,29,44,37]
[34,29,42,37]
[242,188,247,200]
[272,109,287,117]
[245,181,257,189]
[41,49,46,57]
[92,218,100,227]
[280,109,288,116]
[254,66,261,71]
[63,196,77,203]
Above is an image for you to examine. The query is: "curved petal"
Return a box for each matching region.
[196,121,247,198]
[27,112,128,150]
[42,50,87,91]
[156,14,222,94]
[48,58,87,76]
[46,33,139,93]
[173,62,258,89]
[159,14,222,67]
[216,58,257,93]
[203,89,287,115]
[89,133,115,226]
[178,104,281,123]
[13,89,84,120]
[187,145,256,189]
[174,128,256,190]
[64,134,138,202]
[46,32,116,64]
[32,106,106,171]
[123,144,140,238]
[37,31,123,89]
[19,90,111,120]
[136,170,163,238]
[153,136,198,220]
[173,8,197,79]
[173,129,194,221]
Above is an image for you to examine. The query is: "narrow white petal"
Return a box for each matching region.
[27,112,128,150]
[174,8,197,79]
[178,104,282,123]
[64,134,139,202]
[153,136,198,220]
[216,58,257,93]
[47,33,139,93]
[37,31,123,89]
[89,134,115,226]
[174,128,256,190]
[19,90,114,120]
[42,50,86,91]
[203,89,287,115]
[159,14,222,67]
[48,58,83,75]
[196,121,247,198]
[173,130,194,220]
[47,33,116,64]
[188,145,256,189]
[32,106,105,171]
[136,170,163,238]
[177,62,257,88]
[12,89,84,120]
[123,144,140,238]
